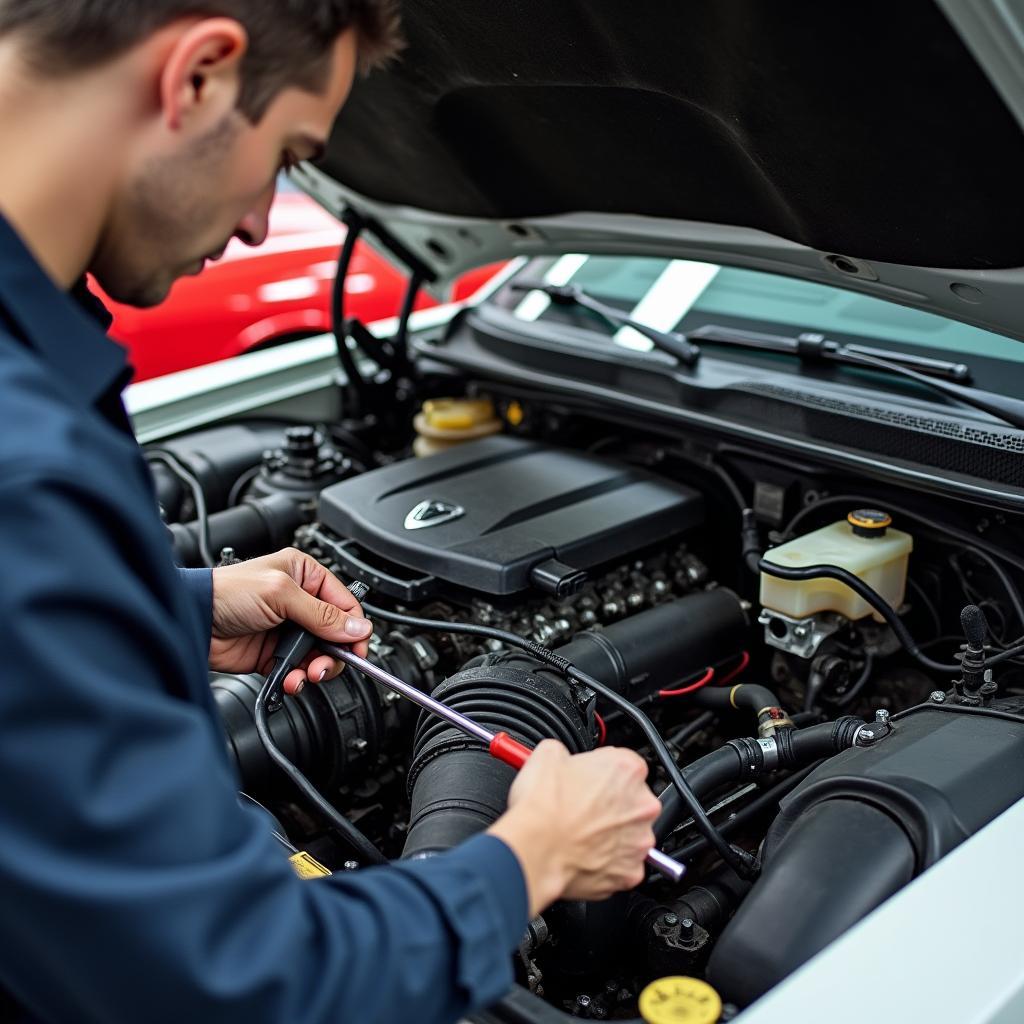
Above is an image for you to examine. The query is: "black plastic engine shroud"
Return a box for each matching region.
[317,435,704,597]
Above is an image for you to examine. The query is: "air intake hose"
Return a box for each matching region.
[213,638,430,793]
[403,664,593,857]
[403,591,747,858]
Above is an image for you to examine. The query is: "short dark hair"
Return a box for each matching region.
[0,0,402,120]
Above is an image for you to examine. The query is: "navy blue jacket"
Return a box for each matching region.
[0,213,527,1023]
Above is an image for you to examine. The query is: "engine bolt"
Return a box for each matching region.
[874,709,891,725]
[930,690,947,704]
[217,546,239,566]
[343,860,359,871]
[661,912,679,927]
[679,917,695,940]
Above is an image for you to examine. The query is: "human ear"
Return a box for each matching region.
[159,18,248,133]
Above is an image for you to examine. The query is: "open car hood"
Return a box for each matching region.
[292,0,1024,342]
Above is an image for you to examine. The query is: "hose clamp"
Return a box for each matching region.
[727,736,778,777]
[854,716,893,747]
[755,737,780,773]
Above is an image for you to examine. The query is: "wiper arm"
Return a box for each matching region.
[510,281,700,366]
[691,324,971,382]
[690,324,1024,432]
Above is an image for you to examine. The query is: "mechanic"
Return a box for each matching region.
[0,3,663,1022]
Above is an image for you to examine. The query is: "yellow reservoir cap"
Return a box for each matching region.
[413,397,504,457]
[639,976,722,1024]
[423,398,497,432]
[848,507,893,537]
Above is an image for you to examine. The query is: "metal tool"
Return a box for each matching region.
[265,580,685,881]
[314,639,686,884]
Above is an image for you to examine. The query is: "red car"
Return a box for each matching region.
[100,188,502,381]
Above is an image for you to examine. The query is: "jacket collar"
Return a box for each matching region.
[0,213,132,410]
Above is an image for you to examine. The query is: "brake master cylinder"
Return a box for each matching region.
[758,509,912,657]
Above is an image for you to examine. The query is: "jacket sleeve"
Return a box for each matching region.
[176,566,213,642]
[0,462,528,1024]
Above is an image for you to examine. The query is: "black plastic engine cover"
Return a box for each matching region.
[317,436,703,596]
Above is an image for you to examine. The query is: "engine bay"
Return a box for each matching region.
[148,400,1024,1020]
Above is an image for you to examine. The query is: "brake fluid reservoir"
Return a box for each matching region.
[760,509,913,621]
[413,398,503,457]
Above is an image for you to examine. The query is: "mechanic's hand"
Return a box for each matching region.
[487,740,661,916]
[208,548,372,694]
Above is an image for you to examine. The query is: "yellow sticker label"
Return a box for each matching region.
[638,976,722,1024]
[289,851,333,879]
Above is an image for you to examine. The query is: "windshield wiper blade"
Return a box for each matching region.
[510,281,700,366]
[690,324,1024,432]
[690,324,971,382]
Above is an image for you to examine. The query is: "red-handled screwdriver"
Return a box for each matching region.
[316,640,686,884]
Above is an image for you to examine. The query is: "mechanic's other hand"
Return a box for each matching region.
[487,740,661,916]
[208,548,372,693]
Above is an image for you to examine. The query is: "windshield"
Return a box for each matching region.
[493,255,1024,365]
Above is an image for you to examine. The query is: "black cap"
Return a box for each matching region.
[848,508,892,538]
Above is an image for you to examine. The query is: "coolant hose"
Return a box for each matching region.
[691,682,793,736]
[654,718,863,842]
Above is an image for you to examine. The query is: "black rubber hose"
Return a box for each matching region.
[168,493,307,568]
[691,682,784,717]
[669,763,821,862]
[147,451,215,568]
[757,559,960,675]
[362,601,759,879]
[785,718,864,762]
[676,748,745,808]
[984,642,1024,667]
[673,864,754,935]
[655,718,863,841]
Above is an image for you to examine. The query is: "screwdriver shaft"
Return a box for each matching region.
[326,645,686,884]
[329,646,494,744]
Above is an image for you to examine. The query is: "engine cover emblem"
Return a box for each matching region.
[404,499,465,530]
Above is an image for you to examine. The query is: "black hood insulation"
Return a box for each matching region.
[323,0,1024,269]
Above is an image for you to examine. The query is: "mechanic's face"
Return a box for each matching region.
[91,26,357,308]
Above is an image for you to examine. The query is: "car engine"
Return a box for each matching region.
[148,405,1024,1020]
